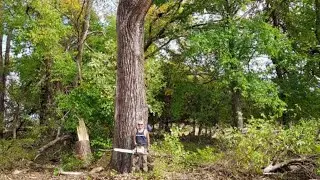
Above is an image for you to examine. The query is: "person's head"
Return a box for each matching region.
[137,120,144,130]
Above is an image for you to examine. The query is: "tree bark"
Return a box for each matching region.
[0,33,3,138]
[0,29,12,137]
[111,0,151,173]
[73,0,94,165]
[75,0,94,85]
[39,57,53,125]
[266,1,288,125]
[315,0,320,45]
[163,93,171,132]
[231,87,243,129]
[198,123,203,136]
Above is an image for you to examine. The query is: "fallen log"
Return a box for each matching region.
[263,158,315,174]
[34,135,71,160]
[89,166,104,174]
[59,168,85,176]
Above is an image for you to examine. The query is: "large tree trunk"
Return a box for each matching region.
[111,0,151,173]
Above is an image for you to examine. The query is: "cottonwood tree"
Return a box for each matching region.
[111,0,152,173]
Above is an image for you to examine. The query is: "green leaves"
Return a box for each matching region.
[217,118,320,173]
[153,0,169,6]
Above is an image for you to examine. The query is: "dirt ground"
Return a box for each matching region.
[0,172,266,180]
[0,165,274,180]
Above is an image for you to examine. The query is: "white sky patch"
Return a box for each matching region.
[93,0,118,23]
[249,55,272,73]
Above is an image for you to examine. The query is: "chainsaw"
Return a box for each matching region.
[113,146,148,155]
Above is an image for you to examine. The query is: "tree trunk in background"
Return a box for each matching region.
[198,123,203,136]
[192,120,196,136]
[111,0,151,173]
[39,58,53,125]
[73,0,93,163]
[267,1,288,125]
[0,29,12,137]
[0,33,3,138]
[231,87,243,129]
[315,0,320,44]
[75,0,93,85]
[2,30,11,126]
[162,92,171,132]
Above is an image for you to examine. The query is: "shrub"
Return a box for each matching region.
[0,139,36,170]
[91,137,112,158]
[151,125,220,177]
[185,146,220,166]
[152,126,186,172]
[61,153,85,171]
[216,118,320,173]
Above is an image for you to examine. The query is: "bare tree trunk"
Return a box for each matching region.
[0,33,3,138]
[75,0,93,85]
[73,0,94,165]
[198,123,202,136]
[163,94,171,132]
[111,0,152,173]
[12,104,20,139]
[0,30,12,136]
[0,2,3,138]
[192,120,196,136]
[231,87,243,129]
[205,127,208,136]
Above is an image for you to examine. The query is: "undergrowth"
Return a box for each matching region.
[0,139,36,170]
[216,118,320,173]
[151,126,220,178]
[150,118,320,178]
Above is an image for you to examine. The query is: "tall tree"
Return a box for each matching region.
[0,0,14,137]
[0,19,3,138]
[111,0,152,173]
[75,0,94,85]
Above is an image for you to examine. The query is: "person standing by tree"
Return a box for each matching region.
[132,120,150,172]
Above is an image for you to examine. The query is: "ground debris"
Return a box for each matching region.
[263,155,320,180]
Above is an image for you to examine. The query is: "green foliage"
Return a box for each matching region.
[184,146,220,166]
[151,127,186,177]
[91,137,112,158]
[217,118,320,173]
[0,139,36,170]
[153,126,186,167]
[57,52,116,138]
[145,58,166,115]
[153,0,169,6]
[152,126,220,175]
[61,154,85,171]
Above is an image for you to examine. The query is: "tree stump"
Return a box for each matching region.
[75,119,92,166]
